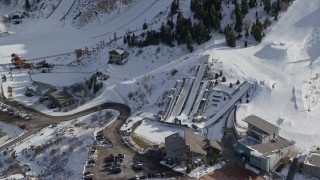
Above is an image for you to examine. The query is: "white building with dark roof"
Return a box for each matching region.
[237,115,295,172]
[165,129,222,167]
[109,48,129,64]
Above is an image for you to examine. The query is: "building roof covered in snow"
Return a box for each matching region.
[305,150,320,167]
[109,48,126,55]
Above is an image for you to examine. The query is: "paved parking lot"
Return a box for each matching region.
[89,115,187,180]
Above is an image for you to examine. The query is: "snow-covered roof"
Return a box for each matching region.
[110,48,127,55]
[305,151,320,167]
[28,81,56,95]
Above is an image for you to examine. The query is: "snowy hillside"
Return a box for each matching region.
[0,110,119,179]
[208,0,320,152]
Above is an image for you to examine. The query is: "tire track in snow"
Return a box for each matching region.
[0,0,19,17]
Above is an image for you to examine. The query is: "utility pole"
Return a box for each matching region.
[308,67,313,112]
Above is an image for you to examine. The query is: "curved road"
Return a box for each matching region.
[0,98,186,179]
[0,99,130,152]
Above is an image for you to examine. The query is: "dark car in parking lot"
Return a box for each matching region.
[132,162,143,171]
[115,153,125,159]
[110,167,121,174]
[83,172,94,179]
[103,162,113,167]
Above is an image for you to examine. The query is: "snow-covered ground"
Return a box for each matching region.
[0,121,25,147]
[172,162,224,179]
[0,109,119,179]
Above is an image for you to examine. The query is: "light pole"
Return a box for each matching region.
[308,67,313,112]
[310,67,313,84]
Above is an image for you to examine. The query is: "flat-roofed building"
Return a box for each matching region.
[302,150,320,178]
[244,115,280,143]
[49,91,75,109]
[237,115,295,172]
[165,129,222,166]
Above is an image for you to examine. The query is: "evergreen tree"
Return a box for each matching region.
[229,83,233,88]
[234,2,243,33]
[224,26,236,47]
[198,20,206,43]
[214,80,218,86]
[171,0,179,16]
[131,33,136,46]
[143,22,148,30]
[251,20,263,42]
[215,73,219,79]
[126,34,131,46]
[123,36,127,44]
[264,0,271,14]
[274,9,278,20]
[272,0,280,20]
[222,76,226,82]
[209,5,220,30]
[245,28,249,38]
[249,0,256,8]
[190,0,196,12]
[241,0,249,15]
[175,12,185,43]
[186,32,193,52]
[235,12,243,33]
[25,0,31,10]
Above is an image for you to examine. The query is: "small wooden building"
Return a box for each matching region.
[109,48,129,64]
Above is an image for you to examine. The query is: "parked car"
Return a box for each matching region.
[18,123,27,129]
[116,158,124,163]
[110,167,121,174]
[115,154,125,159]
[104,156,115,162]
[85,159,95,167]
[114,161,123,166]
[132,163,143,171]
[83,172,94,179]
[103,162,113,167]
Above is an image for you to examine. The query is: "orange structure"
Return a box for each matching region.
[11,53,32,68]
